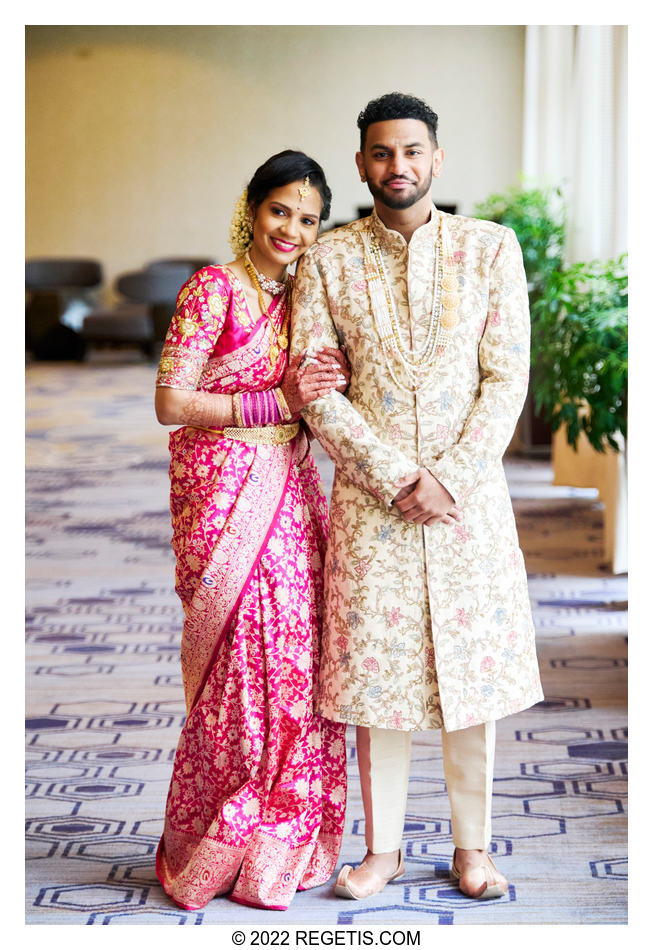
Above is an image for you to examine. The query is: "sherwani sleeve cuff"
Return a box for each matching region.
[425,464,463,507]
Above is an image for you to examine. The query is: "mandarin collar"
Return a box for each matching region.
[370,203,439,251]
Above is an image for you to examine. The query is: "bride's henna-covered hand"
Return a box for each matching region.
[311,346,351,393]
[281,351,345,417]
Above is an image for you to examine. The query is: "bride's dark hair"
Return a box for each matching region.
[247,150,332,222]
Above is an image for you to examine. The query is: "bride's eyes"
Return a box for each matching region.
[269,206,317,228]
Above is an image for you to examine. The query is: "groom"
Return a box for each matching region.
[290,92,542,900]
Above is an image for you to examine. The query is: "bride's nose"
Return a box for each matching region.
[280,214,300,238]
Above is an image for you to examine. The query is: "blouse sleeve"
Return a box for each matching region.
[155,268,230,389]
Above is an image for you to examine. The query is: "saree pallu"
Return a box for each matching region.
[156,425,347,910]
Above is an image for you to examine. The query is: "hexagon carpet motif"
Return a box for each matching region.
[26,362,627,925]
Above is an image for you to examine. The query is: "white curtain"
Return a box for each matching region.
[522,25,627,262]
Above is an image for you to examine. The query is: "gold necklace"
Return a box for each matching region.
[243,258,291,367]
[363,212,461,394]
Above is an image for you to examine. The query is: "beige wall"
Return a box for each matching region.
[26,25,525,298]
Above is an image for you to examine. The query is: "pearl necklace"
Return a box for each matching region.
[362,212,461,394]
[244,252,288,295]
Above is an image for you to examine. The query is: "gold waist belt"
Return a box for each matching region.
[194,422,300,446]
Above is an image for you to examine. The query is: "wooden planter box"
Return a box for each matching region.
[552,427,627,573]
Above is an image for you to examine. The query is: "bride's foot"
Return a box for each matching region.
[334,849,404,900]
[451,848,508,899]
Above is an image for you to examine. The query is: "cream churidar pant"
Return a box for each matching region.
[356,722,496,853]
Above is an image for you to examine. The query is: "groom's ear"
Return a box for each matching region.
[355,152,366,183]
[432,147,445,179]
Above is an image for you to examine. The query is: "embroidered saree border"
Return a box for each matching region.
[157,824,343,911]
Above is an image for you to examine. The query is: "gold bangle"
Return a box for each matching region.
[232,393,244,428]
[273,387,293,423]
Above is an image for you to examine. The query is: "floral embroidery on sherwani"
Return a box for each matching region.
[290,207,543,733]
[154,266,347,911]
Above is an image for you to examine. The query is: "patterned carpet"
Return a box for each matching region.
[25,359,627,925]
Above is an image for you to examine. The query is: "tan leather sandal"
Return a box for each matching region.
[451,849,508,899]
[334,851,405,900]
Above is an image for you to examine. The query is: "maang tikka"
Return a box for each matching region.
[298,177,310,201]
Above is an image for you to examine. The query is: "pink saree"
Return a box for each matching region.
[154,266,347,910]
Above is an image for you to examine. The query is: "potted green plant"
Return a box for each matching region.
[530,255,628,452]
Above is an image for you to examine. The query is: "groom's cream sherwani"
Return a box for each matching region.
[291,207,543,732]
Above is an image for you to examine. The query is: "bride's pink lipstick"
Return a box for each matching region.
[271,238,297,252]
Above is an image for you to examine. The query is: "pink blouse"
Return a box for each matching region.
[156,266,288,396]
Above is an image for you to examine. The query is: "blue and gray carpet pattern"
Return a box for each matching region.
[26,363,627,925]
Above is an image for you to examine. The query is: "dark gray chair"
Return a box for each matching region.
[26,258,103,290]
[146,257,215,273]
[80,298,154,356]
[82,263,197,357]
[117,265,198,341]
[26,258,103,360]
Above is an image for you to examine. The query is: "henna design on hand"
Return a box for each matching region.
[281,351,343,416]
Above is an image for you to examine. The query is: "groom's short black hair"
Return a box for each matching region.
[357,92,439,150]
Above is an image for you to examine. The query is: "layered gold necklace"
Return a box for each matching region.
[243,257,291,367]
[362,211,461,394]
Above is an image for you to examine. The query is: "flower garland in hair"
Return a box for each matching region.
[228,188,253,256]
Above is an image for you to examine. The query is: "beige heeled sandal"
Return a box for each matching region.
[334,851,405,900]
[451,850,508,900]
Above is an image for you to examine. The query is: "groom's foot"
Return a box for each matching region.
[452,848,508,898]
[335,849,403,899]
[357,850,401,878]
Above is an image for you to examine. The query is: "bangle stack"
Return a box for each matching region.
[232,389,292,427]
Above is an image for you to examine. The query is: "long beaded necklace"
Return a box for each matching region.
[362,212,461,394]
[242,257,291,368]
